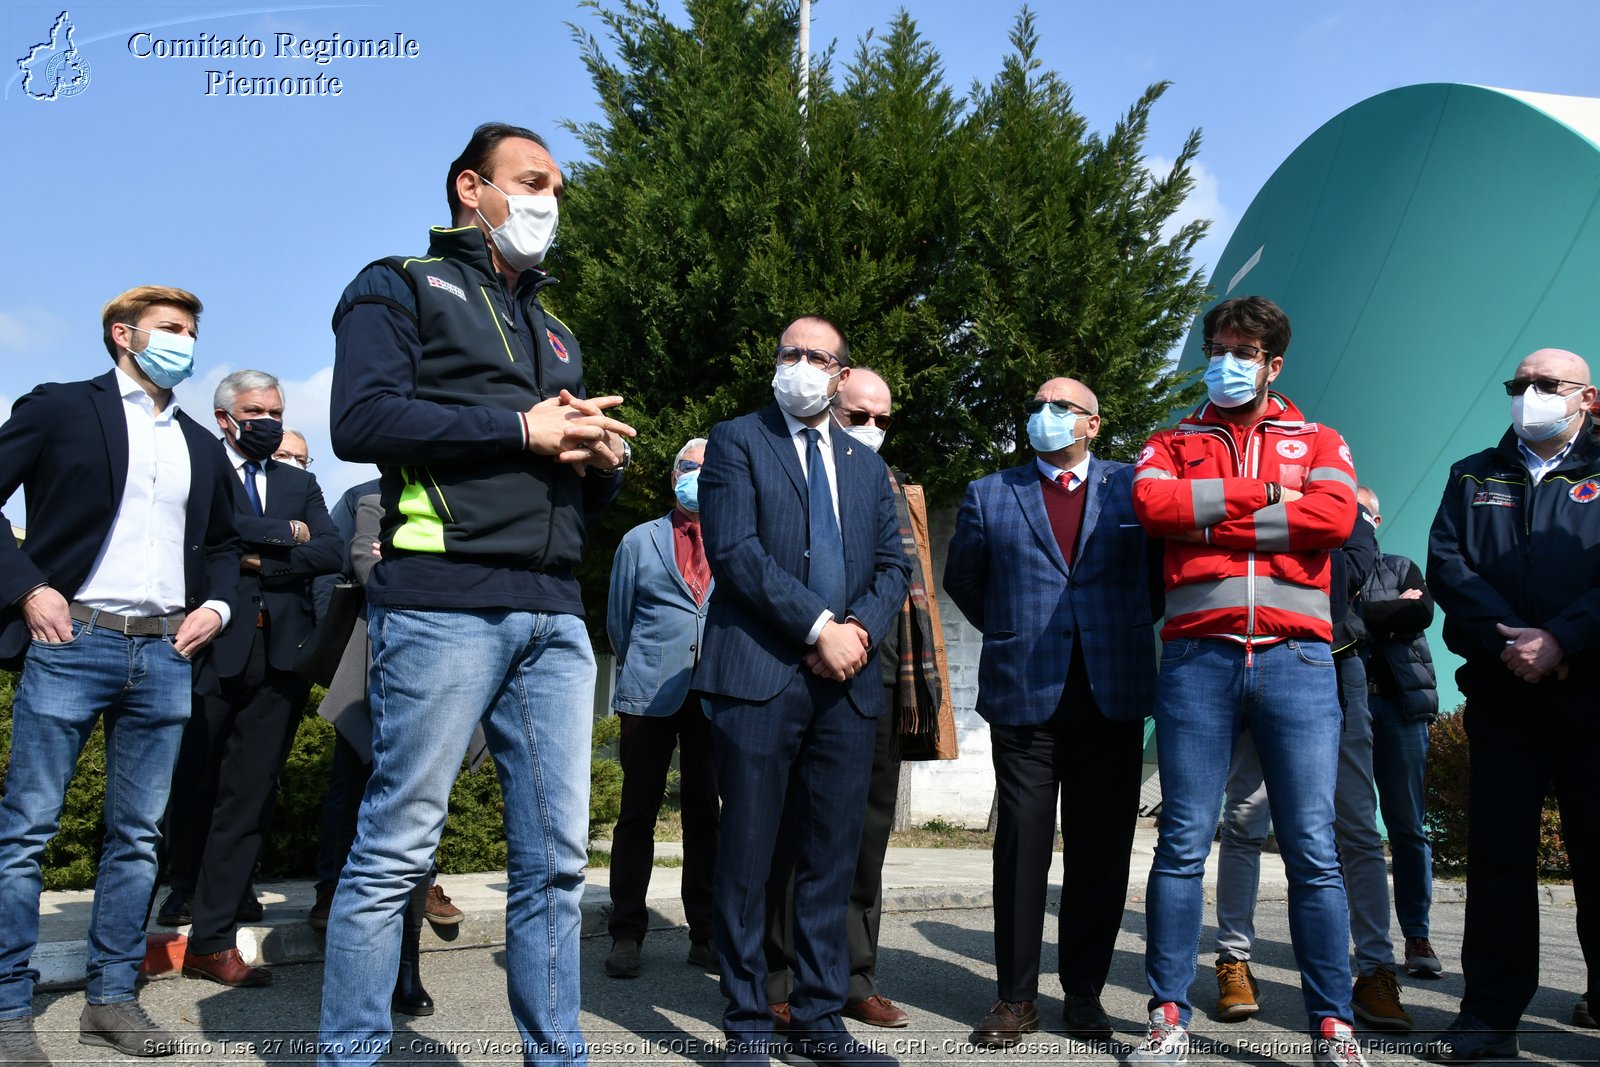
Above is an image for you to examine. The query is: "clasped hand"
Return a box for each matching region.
[524,390,637,476]
[803,619,871,682]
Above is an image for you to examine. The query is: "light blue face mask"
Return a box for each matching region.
[673,468,700,513]
[1026,406,1079,453]
[1204,353,1262,409]
[124,325,195,389]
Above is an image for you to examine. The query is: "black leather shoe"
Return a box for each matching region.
[155,889,191,927]
[392,959,435,1017]
[1424,1014,1519,1063]
[1062,993,1112,1040]
[605,939,641,979]
[235,897,265,923]
[971,1000,1039,1048]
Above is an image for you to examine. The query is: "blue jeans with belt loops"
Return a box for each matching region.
[1144,638,1352,1031]
[317,607,595,1067]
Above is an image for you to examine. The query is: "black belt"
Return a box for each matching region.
[69,602,187,637]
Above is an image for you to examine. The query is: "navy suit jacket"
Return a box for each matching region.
[693,405,911,714]
[607,513,711,717]
[943,456,1162,725]
[210,455,342,678]
[0,371,241,669]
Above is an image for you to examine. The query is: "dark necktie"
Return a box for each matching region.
[802,428,846,616]
[242,460,264,517]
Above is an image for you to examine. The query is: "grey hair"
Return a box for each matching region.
[281,427,306,442]
[673,437,708,481]
[1357,485,1380,516]
[214,369,282,412]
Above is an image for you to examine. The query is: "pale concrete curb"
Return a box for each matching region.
[34,830,1541,991]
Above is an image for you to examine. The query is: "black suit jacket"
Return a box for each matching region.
[209,455,342,677]
[0,370,241,669]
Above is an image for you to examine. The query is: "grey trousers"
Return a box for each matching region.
[1215,653,1395,975]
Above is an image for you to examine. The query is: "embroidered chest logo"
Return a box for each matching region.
[425,275,467,301]
[1276,439,1309,460]
[1569,478,1600,504]
[1472,490,1518,508]
[548,331,570,362]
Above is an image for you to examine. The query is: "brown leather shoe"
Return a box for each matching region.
[845,994,909,1028]
[768,1002,791,1029]
[972,1000,1038,1048]
[182,948,272,988]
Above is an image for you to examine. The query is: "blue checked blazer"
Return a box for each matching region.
[692,405,911,715]
[943,456,1163,726]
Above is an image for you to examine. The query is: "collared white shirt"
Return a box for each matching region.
[1036,454,1091,491]
[780,407,845,643]
[780,406,841,525]
[226,440,268,511]
[76,368,230,626]
[1518,434,1576,487]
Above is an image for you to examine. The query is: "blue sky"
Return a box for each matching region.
[4,0,1599,511]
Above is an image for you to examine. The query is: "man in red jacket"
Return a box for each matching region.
[1125,296,1368,1067]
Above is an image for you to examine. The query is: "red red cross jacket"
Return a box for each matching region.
[1132,393,1358,643]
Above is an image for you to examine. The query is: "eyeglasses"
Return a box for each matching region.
[1023,399,1093,418]
[1201,341,1271,363]
[675,460,702,473]
[1503,376,1589,397]
[272,450,312,468]
[839,409,892,431]
[776,345,841,371]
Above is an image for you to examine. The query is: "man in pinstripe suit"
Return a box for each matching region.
[943,377,1163,1048]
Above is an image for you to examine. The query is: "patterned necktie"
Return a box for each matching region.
[802,428,846,616]
[242,460,264,517]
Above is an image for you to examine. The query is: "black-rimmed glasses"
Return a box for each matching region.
[1504,376,1589,397]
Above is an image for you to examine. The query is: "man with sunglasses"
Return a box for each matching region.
[1129,295,1368,1067]
[1425,348,1600,1063]
[695,317,910,1067]
[945,377,1162,1048]
[603,437,719,981]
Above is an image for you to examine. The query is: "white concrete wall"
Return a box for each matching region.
[903,504,997,829]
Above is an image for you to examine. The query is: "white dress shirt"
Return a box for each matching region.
[779,407,845,643]
[1518,434,1576,487]
[227,441,269,511]
[1036,453,1091,490]
[76,368,231,626]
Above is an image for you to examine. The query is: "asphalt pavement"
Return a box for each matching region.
[21,831,1596,1064]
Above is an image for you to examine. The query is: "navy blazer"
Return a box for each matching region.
[693,405,911,714]
[0,371,241,668]
[607,513,711,716]
[943,456,1162,725]
[209,455,342,678]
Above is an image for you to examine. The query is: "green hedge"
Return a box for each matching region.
[0,669,623,890]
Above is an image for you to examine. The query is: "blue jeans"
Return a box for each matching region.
[318,607,594,1066]
[1215,655,1394,975]
[0,617,191,1016]
[1369,690,1432,938]
[1145,638,1351,1030]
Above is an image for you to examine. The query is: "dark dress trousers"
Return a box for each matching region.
[693,406,910,1050]
[943,457,1162,1002]
[165,455,340,953]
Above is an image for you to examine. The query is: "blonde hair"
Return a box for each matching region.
[101,285,202,358]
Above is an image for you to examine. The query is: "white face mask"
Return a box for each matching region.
[1512,388,1580,443]
[842,424,885,453]
[478,178,558,271]
[771,361,837,418]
